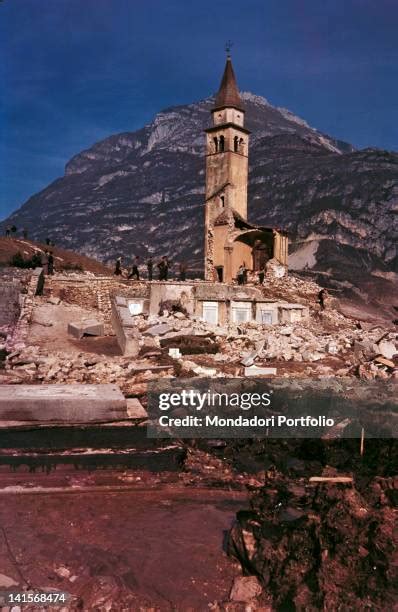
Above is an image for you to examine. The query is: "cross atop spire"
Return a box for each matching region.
[213,53,244,112]
[225,40,233,58]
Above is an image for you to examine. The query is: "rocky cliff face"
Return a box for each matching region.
[2,93,397,310]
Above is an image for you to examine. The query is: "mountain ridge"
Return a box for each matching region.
[2,93,397,312]
[63,93,353,179]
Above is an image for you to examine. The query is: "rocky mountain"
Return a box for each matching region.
[2,92,398,315]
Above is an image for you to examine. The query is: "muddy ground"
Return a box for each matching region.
[0,438,396,611]
[0,475,246,610]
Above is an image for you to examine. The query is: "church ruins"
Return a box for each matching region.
[109,55,307,354]
[204,53,288,283]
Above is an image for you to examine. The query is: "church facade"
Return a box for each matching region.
[204,55,288,283]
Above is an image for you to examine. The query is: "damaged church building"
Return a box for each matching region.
[111,55,307,354]
[204,53,288,284]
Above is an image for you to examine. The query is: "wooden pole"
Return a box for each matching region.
[360,427,365,457]
[309,476,353,484]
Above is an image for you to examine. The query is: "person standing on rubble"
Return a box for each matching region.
[237,264,245,285]
[48,251,54,275]
[31,250,42,268]
[158,256,169,281]
[179,261,187,281]
[157,257,165,280]
[114,257,122,276]
[41,250,49,275]
[318,288,328,310]
[164,256,170,281]
[242,261,248,285]
[147,256,154,281]
[128,256,140,280]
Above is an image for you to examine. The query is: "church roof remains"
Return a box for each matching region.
[214,207,289,235]
[214,210,230,226]
[213,56,244,112]
[214,208,251,228]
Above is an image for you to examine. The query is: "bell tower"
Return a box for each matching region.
[204,53,250,280]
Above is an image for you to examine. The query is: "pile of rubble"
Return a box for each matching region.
[3,305,397,386]
[227,473,397,610]
[247,322,397,374]
[3,346,175,395]
[1,265,396,384]
[352,331,398,380]
[259,272,325,304]
[117,304,395,359]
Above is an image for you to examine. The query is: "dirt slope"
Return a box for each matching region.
[0,237,112,276]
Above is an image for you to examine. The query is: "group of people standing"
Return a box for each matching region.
[114,256,187,282]
[4,226,28,239]
[237,262,267,285]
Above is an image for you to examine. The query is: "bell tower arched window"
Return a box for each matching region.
[234,136,239,152]
[219,135,225,152]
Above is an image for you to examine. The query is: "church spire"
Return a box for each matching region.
[213,55,244,112]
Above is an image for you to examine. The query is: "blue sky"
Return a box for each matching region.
[1,0,397,220]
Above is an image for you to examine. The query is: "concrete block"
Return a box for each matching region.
[244,365,277,376]
[192,365,217,377]
[377,341,396,360]
[118,308,137,328]
[111,302,140,356]
[240,340,265,367]
[0,384,127,423]
[173,312,186,319]
[144,323,171,336]
[129,365,173,373]
[123,334,141,357]
[126,398,148,419]
[68,319,104,339]
[115,296,127,306]
[240,351,258,367]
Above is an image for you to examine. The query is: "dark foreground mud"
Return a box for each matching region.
[0,484,246,610]
[228,476,397,610]
[219,438,398,611]
[0,436,395,610]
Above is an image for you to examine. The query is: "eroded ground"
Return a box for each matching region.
[0,479,246,610]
